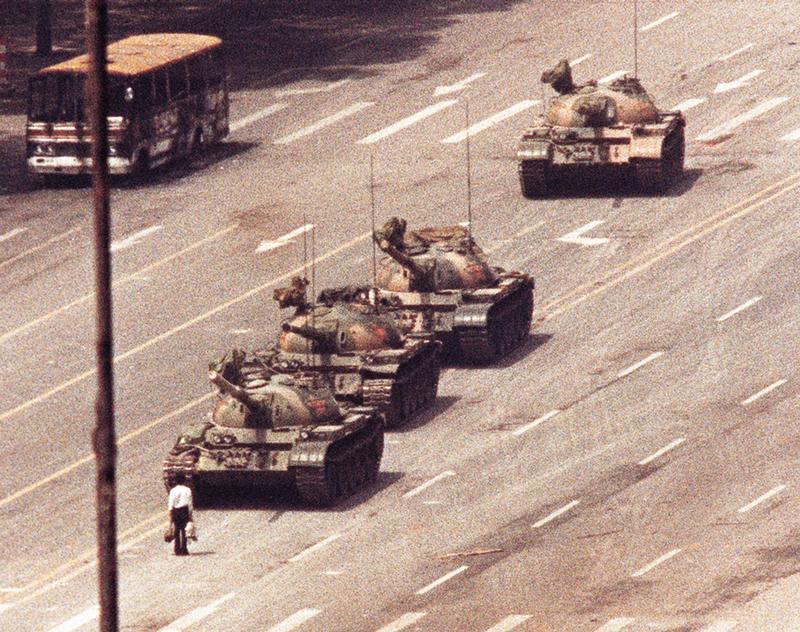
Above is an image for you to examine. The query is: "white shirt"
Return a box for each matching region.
[168,484,193,512]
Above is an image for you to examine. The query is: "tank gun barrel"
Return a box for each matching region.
[281,322,337,350]
[373,235,428,280]
[208,369,257,410]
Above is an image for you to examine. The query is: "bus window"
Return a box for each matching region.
[187,56,205,93]
[154,69,169,108]
[168,62,188,100]
[108,80,130,116]
[206,49,224,88]
[29,74,82,122]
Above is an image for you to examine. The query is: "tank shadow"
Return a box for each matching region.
[388,394,460,433]
[533,166,702,200]
[444,333,552,370]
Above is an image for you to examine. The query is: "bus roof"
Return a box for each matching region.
[37,33,222,77]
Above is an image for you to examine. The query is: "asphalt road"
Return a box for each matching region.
[2,1,800,630]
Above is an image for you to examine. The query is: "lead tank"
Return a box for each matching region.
[162,366,384,506]
[362,217,534,363]
[516,59,685,196]
[256,277,441,427]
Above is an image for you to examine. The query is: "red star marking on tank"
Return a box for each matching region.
[307,399,329,417]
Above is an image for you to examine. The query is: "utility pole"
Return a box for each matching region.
[36,0,53,56]
[86,0,118,630]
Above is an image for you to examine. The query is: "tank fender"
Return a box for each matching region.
[289,441,330,468]
[362,363,400,376]
[517,138,552,162]
[453,304,491,329]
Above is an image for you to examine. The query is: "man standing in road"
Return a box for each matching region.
[167,474,193,556]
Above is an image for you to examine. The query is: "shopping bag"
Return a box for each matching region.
[186,521,198,541]
[163,522,175,543]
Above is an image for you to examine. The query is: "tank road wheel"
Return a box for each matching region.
[519,160,549,198]
[633,127,685,194]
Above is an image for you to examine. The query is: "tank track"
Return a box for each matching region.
[633,126,685,193]
[162,446,200,491]
[293,422,384,506]
[519,160,549,198]
[457,285,533,364]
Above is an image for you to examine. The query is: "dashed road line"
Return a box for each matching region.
[289,534,342,562]
[442,100,539,143]
[638,437,685,466]
[0,227,27,244]
[0,226,80,273]
[157,593,236,632]
[557,220,609,246]
[716,296,762,321]
[110,225,163,253]
[781,127,800,141]
[719,43,753,62]
[435,72,486,96]
[512,409,561,437]
[671,97,707,112]
[696,97,789,142]
[714,69,764,94]
[738,484,786,514]
[274,102,374,145]
[230,102,290,132]
[358,100,458,144]
[594,618,635,632]
[256,224,314,253]
[274,78,351,98]
[640,11,679,31]
[267,608,322,632]
[484,614,533,632]
[415,565,469,595]
[699,621,738,632]
[599,70,628,84]
[532,500,580,528]
[47,606,98,632]
[617,352,663,378]
[403,471,456,498]
[570,54,592,67]
[741,379,787,405]
[377,612,427,632]
[632,548,682,577]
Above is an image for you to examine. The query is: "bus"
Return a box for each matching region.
[26,33,229,178]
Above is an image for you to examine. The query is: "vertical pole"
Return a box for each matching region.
[86,1,118,631]
[302,211,310,361]
[36,0,53,56]
[634,0,639,78]
[464,100,472,240]
[369,152,377,292]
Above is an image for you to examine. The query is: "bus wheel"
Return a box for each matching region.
[132,150,150,180]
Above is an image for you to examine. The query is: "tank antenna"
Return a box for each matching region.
[369,151,379,312]
[311,223,317,366]
[302,211,311,362]
[633,0,639,78]
[465,99,473,240]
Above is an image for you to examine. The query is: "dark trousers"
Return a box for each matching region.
[171,506,190,555]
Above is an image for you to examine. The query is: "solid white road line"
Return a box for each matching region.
[267,609,322,632]
[48,606,99,632]
[415,565,469,595]
[716,296,762,321]
[738,484,787,514]
[617,352,664,378]
[275,78,351,98]
[229,328,251,334]
[638,437,685,466]
[484,614,533,632]
[274,101,375,144]
[781,127,800,141]
[377,612,427,632]
[256,224,314,253]
[594,618,635,632]
[714,69,764,94]
[632,548,682,577]
[719,42,753,62]
[358,100,458,144]
[435,72,487,96]
[570,54,593,67]
[599,70,628,84]
[671,97,707,112]
[532,500,580,528]
[158,593,236,632]
[230,102,290,132]
[289,534,342,562]
[557,220,609,246]
[442,100,539,143]
[640,11,679,31]
[741,379,787,405]
[696,97,789,142]
[699,621,738,632]
[0,227,27,244]
[110,225,163,253]
[403,471,456,498]
[512,409,561,437]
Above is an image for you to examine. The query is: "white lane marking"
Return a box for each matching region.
[274,101,375,145]
[557,220,609,246]
[640,11,679,31]
[570,54,593,67]
[594,619,635,632]
[632,548,682,577]
[230,102,290,132]
[322,570,343,576]
[484,615,533,632]
[48,606,99,632]
[738,484,787,513]
[599,70,628,84]
[434,72,487,96]
[716,296,762,322]
[229,328,251,334]
[638,437,685,466]
[781,127,800,141]
[532,499,580,528]
[256,223,314,253]
[415,565,469,595]
[358,100,458,144]
[714,69,764,94]
[422,500,443,505]
[719,42,753,62]
[377,612,428,632]
[403,471,456,498]
[441,100,540,143]
[512,409,561,437]
[267,608,322,632]
[671,97,707,112]
[0,587,23,593]
[289,533,341,562]
[617,352,664,378]
[0,603,13,614]
[274,78,351,98]
[741,379,787,405]
[696,97,790,142]
[699,621,738,632]
[110,225,162,253]
[158,592,236,632]
[0,227,27,244]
